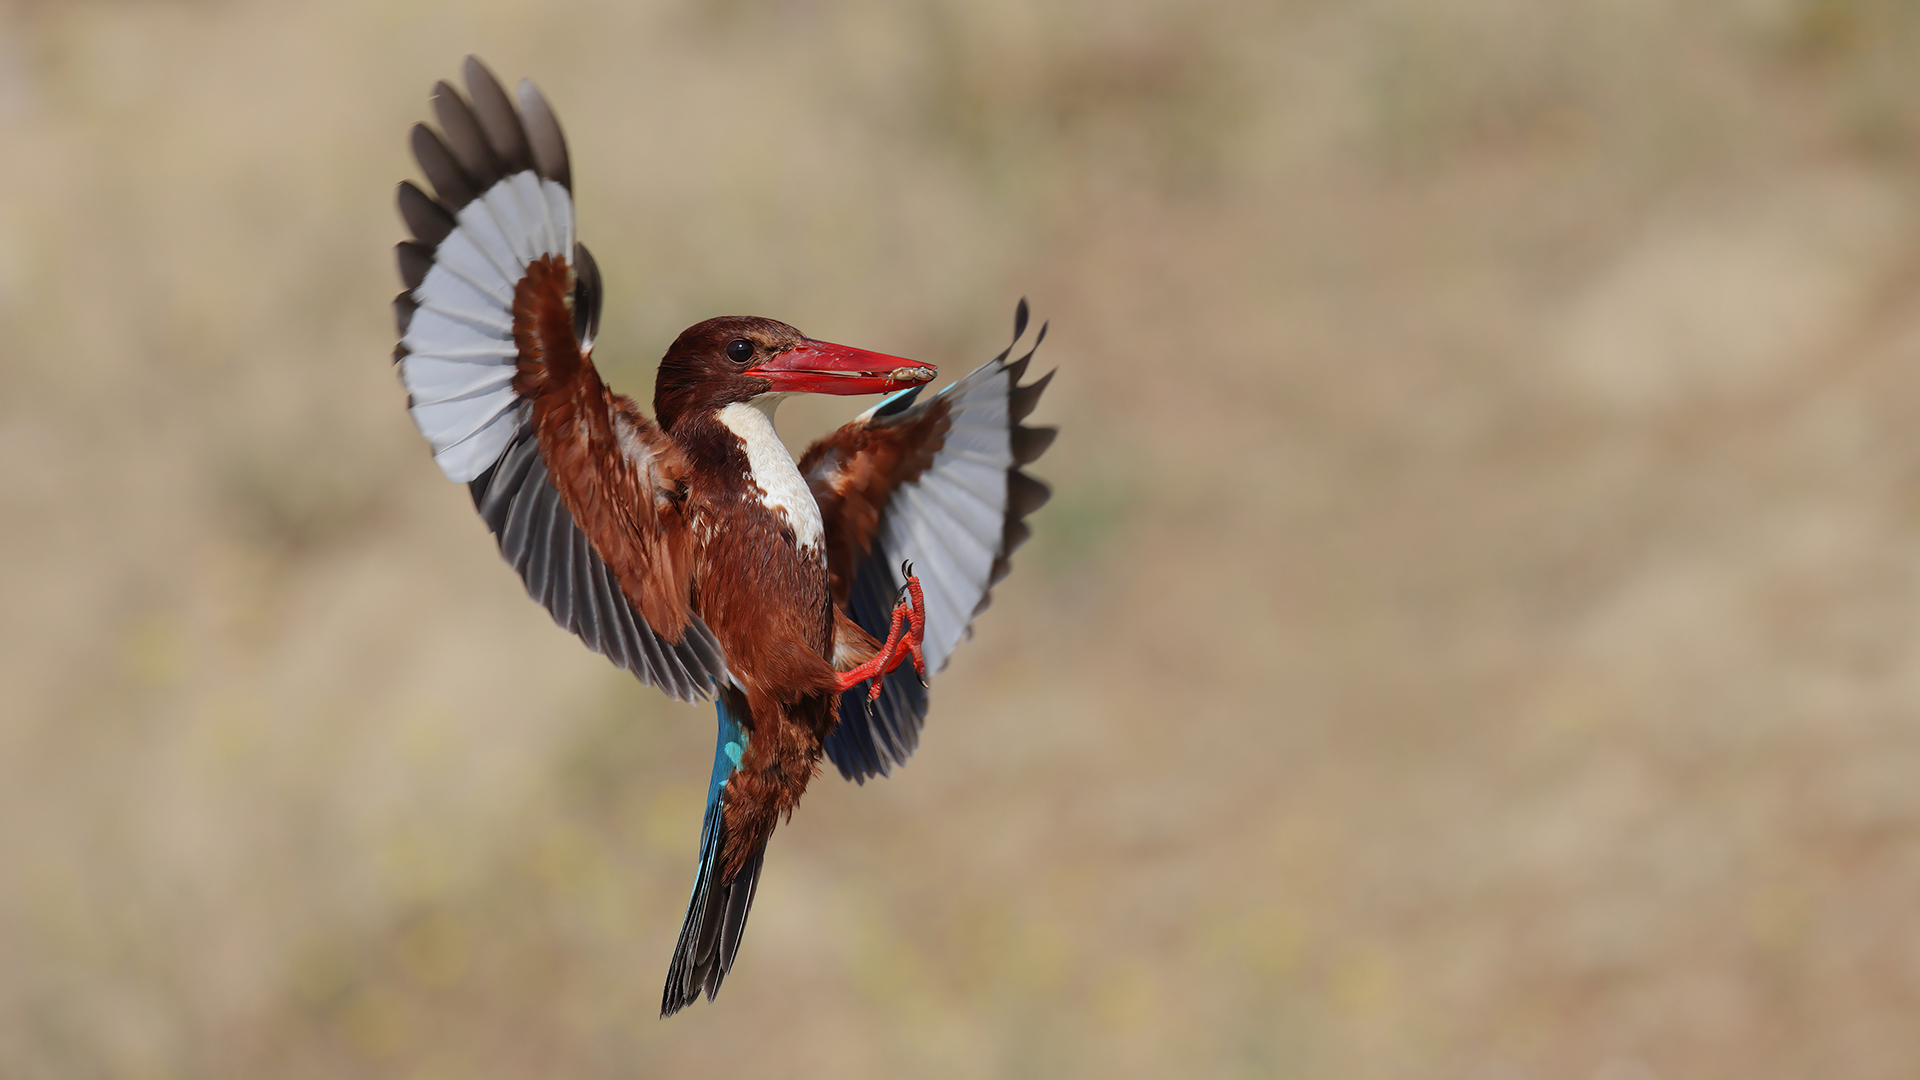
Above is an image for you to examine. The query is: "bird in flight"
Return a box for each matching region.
[389,58,1055,1016]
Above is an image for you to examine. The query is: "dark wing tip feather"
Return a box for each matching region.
[409,122,478,210]
[431,79,504,189]
[1009,321,1048,369]
[572,241,603,350]
[396,181,455,247]
[989,298,1033,366]
[1003,517,1033,554]
[395,241,433,291]
[929,328,1057,613]
[1006,469,1052,518]
[392,291,417,338]
[987,518,1034,590]
[1010,425,1057,465]
[986,556,1012,589]
[1009,367,1054,423]
[516,78,572,190]
[462,56,534,173]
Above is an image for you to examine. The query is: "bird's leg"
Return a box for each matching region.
[898,563,927,680]
[835,562,929,700]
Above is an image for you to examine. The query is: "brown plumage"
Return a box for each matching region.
[516,268,903,879]
[514,256,697,638]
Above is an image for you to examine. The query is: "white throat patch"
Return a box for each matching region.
[715,397,824,554]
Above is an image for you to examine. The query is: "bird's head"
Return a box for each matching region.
[654,316,936,430]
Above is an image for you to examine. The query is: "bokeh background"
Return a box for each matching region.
[7,0,1920,1076]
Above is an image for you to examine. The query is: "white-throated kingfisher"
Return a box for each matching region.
[389,59,1055,1016]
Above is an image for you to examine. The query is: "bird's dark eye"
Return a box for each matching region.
[726,338,754,364]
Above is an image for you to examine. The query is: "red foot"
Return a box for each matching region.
[836,562,928,700]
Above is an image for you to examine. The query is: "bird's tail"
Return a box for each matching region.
[661,688,767,1016]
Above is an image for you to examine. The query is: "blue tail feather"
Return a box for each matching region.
[661,691,765,1017]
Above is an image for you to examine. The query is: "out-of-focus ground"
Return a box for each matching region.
[5,0,1920,1076]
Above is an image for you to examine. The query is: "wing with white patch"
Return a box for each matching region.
[802,302,1057,780]
[393,57,725,701]
[394,59,580,482]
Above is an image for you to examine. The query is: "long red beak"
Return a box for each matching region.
[745,340,937,396]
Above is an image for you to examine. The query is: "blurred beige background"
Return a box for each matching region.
[5,0,1920,1076]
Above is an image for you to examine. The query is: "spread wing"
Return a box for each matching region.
[392,57,725,702]
[801,303,1056,780]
